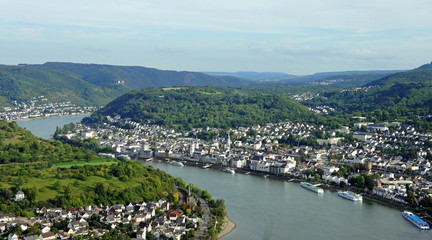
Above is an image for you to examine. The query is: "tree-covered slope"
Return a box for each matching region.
[0,62,255,106]
[367,62,432,87]
[0,120,99,164]
[305,63,432,130]
[34,62,255,89]
[83,87,321,130]
[0,65,122,106]
[0,120,181,214]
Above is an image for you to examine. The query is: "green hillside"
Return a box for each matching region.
[0,120,181,214]
[34,62,254,89]
[305,63,432,130]
[0,120,99,164]
[0,63,255,106]
[0,65,123,106]
[83,86,321,130]
[368,62,432,87]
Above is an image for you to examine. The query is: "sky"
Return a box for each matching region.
[1,0,432,74]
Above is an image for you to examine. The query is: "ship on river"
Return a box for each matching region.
[300,182,324,194]
[337,191,362,201]
[402,211,430,230]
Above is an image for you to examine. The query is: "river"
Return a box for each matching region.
[16,116,431,240]
[16,115,89,139]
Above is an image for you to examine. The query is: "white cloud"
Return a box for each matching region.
[15,27,43,39]
[1,0,431,73]
[349,49,378,56]
[2,0,432,33]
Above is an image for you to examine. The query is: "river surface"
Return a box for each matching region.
[16,115,89,139]
[16,116,431,240]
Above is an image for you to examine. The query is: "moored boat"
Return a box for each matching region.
[337,191,362,201]
[300,182,324,194]
[170,161,184,167]
[202,164,212,169]
[223,168,235,174]
[402,211,430,230]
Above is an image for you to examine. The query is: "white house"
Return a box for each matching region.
[14,191,25,201]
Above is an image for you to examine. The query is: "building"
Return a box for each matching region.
[14,191,25,201]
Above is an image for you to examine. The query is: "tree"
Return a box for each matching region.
[94,182,105,195]
[52,181,61,191]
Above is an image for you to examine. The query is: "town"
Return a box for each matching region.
[58,115,432,208]
[0,96,99,121]
[0,194,207,240]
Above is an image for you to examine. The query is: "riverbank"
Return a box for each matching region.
[218,215,236,239]
[161,158,432,223]
[13,113,91,122]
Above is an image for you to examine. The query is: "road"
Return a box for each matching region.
[194,196,211,240]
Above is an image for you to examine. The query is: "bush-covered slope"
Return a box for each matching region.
[83,86,320,130]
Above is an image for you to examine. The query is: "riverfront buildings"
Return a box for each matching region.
[57,116,432,209]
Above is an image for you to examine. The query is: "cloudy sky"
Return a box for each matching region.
[1,0,432,74]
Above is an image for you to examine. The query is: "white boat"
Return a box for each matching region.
[402,211,430,230]
[300,182,324,194]
[171,161,184,167]
[337,191,362,201]
[117,154,131,159]
[202,164,212,169]
[223,168,235,174]
[245,172,251,175]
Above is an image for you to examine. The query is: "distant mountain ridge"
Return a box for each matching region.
[204,71,297,81]
[0,62,255,106]
[32,62,255,89]
[0,65,119,106]
[284,70,405,84]
[305,62,432,130]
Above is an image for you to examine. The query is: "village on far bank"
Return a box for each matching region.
[0,96,99,121]
[57,114,432,209]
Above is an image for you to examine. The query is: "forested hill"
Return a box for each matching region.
[0,120,98,164]
[0,65,120,106]
[0,63,255,106]
[366,62,432,87]
[83,87,321,130]
[32,62,255,89]
[304,62,432,131]
[0,119,182,213]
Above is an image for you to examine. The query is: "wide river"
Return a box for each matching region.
[17,116,431,240]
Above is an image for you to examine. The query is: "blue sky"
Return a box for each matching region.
[1,0,432,74]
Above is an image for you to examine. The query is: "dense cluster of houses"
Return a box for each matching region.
[0,199,202,240]
[0,97,98,121]
[61,117,432,206]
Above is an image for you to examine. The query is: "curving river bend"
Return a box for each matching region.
[17,116,431,240]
